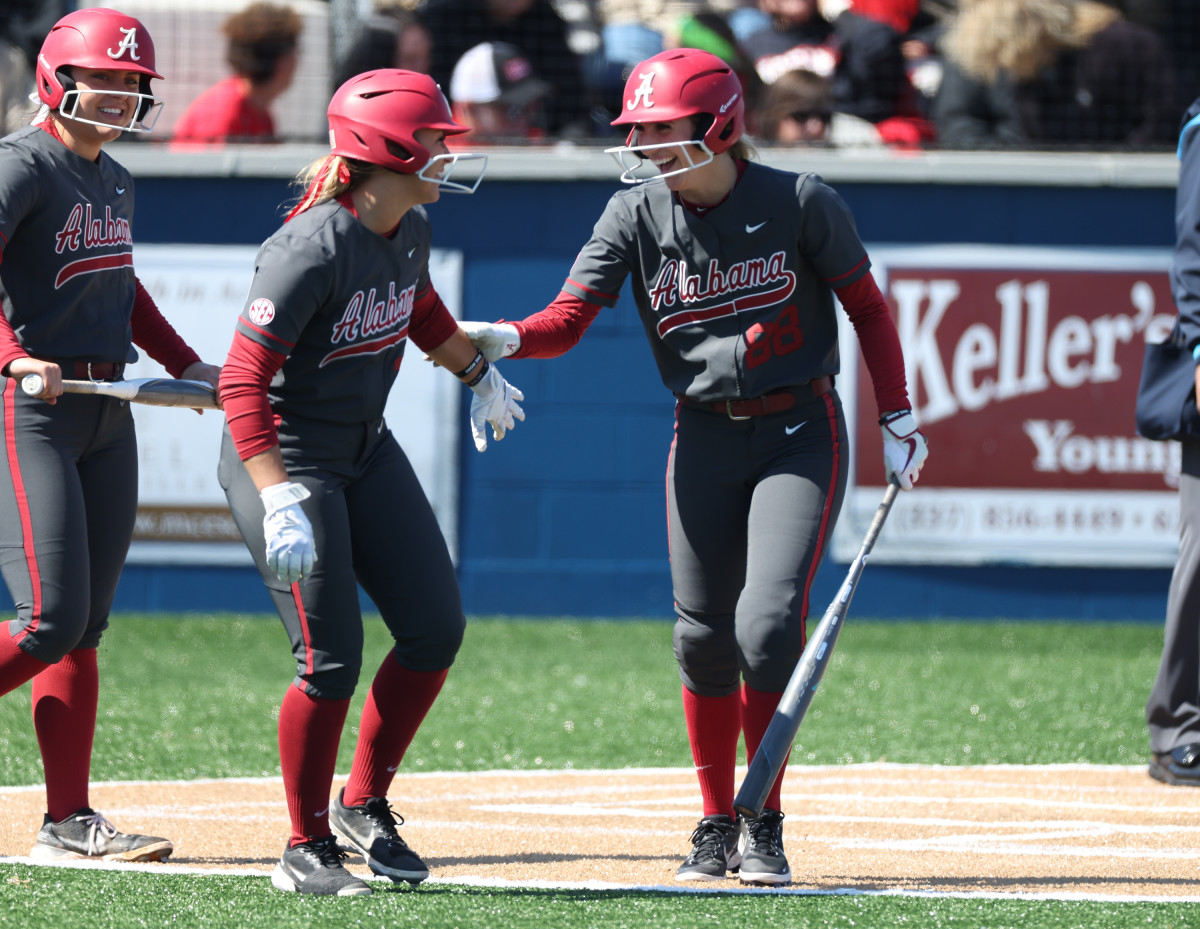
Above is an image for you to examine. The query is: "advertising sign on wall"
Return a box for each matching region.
[125,244,463,564]
[833,245,1179,568]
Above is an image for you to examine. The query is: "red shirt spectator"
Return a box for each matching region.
[172,76,275,143]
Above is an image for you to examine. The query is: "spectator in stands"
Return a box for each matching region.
[850,0,944,107]
[742,0,934,145]
[449,41,552,142]
[756,67,834,142]
[172,2,302,144]
[756,66,887,145]
[597,0,747,72]
[933,0,1179,149]
[332,8,433,90]
[420,0,590,136]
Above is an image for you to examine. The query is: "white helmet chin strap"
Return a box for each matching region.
[417,151,489,194]
[603,136,715,184]
[56,88,164,133]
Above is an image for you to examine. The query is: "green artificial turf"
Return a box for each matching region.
[0,614,1164,784]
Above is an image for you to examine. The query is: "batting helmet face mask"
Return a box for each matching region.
[605,48,744,184]
[327,69,488,194]
[36,8,164,133]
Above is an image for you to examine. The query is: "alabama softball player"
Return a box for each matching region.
[461,48,927,885]
[218,69,524,897]
[0,8,221,862]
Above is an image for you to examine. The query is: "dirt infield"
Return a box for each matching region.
[2,764,1200,900]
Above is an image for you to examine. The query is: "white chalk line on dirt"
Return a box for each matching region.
[2,855,1199,905]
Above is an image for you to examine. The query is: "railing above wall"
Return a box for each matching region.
[110,143,1179,189]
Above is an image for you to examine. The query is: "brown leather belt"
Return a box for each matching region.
[53,361,125,381]
[675,377,833,420]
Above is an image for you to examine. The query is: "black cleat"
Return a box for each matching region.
[739,808,791,885]
[270,835,373,896]
[675,814,742,881]
[330,788,430,884]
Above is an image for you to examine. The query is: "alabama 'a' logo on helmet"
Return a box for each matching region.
[628,72,654,110]
[107,26,143,63]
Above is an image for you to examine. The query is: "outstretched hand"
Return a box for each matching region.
[460,321,520,361]
[469,363,525,452]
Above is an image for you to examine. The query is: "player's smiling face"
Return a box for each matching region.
[58,67,144,149]
[634,119,706,189]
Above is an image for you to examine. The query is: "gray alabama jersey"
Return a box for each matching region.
[0,125,138,363]
[233,198,435,426]
[561,161,870,401]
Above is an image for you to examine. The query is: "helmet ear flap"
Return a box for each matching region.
[43,68,76,109]
[624,126,648,159]
[384,137,419,167]
[136,75,153,120]
[716,115,737,145]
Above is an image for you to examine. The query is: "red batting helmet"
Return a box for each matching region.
[36,8,163,131]
[329,69,469,173]
[610,48,744,155]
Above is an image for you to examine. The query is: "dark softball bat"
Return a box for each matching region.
[20,374,219,409]
[733,480,900,819]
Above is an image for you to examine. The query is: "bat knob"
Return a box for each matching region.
[20,374,44,396]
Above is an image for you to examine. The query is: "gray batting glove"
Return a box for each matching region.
[460,321,520,361]
[880,410,929,490]
[260,481,317,584]
[469,363,525,452]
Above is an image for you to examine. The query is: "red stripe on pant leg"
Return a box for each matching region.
[291,582,315,677]
[3,380,41,635]
[799,392,842,645]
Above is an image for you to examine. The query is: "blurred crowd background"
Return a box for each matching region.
[1,0,1198,151]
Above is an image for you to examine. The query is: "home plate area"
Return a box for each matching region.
[2,763,1200,900]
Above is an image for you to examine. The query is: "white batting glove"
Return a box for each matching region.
[880,410,929,490]
[469,363,525,452]
[460,321,521,361]
[260,481,316,584]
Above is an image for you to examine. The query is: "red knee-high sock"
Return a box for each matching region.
[342,653,448,807]
[681,686,741,819]
[741,683,789,813]
[0,631,50,698]
[32,648,98,822]
[278,684,351,847]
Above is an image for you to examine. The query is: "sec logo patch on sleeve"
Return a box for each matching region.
[248,298,276,325]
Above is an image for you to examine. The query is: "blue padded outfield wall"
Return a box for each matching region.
[11,146,1179,621]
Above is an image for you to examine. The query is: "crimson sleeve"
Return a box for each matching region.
[835,271,911,415]
[130,278,202,377]
[219,330,286,460]
[408,281,459,354]
[0,303,26,377]
[506,291,603,359]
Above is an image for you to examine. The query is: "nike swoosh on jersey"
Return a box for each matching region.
[115,186,125,195]
[408,246,418,258]
[746,221,767,233]
[785,421,807,435]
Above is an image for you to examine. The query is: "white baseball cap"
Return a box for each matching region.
[450,41,552,106]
